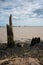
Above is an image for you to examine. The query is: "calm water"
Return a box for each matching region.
[0,26,43,43]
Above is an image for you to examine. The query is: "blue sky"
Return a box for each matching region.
[0,0,43,26]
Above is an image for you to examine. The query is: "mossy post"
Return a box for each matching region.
[7,14,14,47]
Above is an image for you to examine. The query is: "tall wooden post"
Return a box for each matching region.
[9,14,12,26]
[7,14,14,47]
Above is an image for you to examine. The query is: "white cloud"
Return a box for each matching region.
[0,0,43,26]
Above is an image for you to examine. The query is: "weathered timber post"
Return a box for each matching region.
[7,14,14,47]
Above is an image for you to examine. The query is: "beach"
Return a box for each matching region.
[0,26,43,43]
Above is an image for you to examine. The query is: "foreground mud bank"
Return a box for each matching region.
[0,57,40,65]
[0,42,43,65]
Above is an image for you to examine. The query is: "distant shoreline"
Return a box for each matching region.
[0,26,43,27]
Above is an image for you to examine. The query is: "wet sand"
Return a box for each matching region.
[0,26,43,43]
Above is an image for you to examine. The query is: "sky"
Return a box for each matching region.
[0,0,43,26]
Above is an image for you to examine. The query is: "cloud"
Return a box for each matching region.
[33,8,43,17]
[0,0,43,26]
[0,0,5,2]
